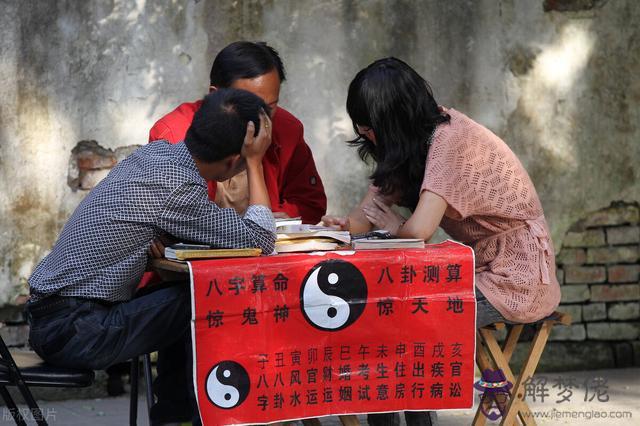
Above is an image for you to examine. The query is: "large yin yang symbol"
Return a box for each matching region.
[205,361,250,409]
[300,260,367,331]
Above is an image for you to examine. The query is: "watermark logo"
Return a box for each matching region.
[474,368,513,421]
[3,407,56,422]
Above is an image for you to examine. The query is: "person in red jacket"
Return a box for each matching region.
[149,41,327,223]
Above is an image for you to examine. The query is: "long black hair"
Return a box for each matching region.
[346,57,450,210]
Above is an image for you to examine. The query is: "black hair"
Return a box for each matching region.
[184,88,269,163]
[346,57,450,210]
[209,41,286,87]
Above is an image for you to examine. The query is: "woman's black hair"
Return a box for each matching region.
[346,57,450,210]
[210,41,286,87]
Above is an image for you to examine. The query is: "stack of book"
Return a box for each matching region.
[351,230,425,250]
[164,243,262,260]
[275,224,351,253]
[351,238,425,250]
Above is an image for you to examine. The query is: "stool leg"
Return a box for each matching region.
[479,327,536,425]
[500,321,552,426]
[501,324,529,425]
[502,324,524,362]
[143,353,154,416]
[13,380,47,426]
[0,385,28,426]
[473,334,493,425]
[129,356,139,426]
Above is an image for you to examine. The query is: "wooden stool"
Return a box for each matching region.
[473,311,571,426]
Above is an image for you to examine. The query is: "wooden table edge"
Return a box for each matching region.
[151,258,189,273]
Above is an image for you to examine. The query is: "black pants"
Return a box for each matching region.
[26,283,200,425]
[368,411,436,426]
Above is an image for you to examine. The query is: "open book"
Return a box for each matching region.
[275,217,302,231]
[275,224,350,253]
[164,243,262,260]
[275,238,340,253]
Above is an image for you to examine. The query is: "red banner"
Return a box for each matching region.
[189,241,476,425]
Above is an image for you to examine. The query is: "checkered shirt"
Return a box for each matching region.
[29,141,276,302]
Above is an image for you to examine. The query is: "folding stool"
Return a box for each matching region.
[473,311,571,426]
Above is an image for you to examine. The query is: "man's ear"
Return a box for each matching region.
[209,85,218,93]
[226,154,243,170]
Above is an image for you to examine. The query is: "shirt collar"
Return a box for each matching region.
[172,142,201,176]
[172,141,194,167]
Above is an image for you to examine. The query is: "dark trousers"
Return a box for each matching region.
[26,283,200,425]
[368,411,435,426]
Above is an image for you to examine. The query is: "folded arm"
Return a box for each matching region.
[157,182,275,254]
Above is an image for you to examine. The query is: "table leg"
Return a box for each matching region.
[339,414,361,425]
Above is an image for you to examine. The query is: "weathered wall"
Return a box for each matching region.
[1,0,639,307]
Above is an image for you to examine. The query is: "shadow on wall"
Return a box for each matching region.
[503,1,640,248]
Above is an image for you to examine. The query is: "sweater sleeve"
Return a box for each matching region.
[420,129,473,219]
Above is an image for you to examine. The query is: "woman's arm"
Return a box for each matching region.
[396,190,447,240]
[362,190,447,241]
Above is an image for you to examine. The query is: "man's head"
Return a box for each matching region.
[185,88,268,181]
[209,41,285,118]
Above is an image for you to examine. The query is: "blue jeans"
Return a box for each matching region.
[26,282,199,425]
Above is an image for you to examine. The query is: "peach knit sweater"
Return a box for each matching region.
[421,108,561,322]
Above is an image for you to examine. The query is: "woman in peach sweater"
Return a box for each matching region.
[323,58,561,426]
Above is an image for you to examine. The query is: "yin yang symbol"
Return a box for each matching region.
[300,260,367,331]
[205,361,250,409]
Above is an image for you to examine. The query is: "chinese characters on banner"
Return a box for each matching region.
[189,241,476,425]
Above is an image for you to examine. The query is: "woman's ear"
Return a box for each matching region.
[209,85,218,93]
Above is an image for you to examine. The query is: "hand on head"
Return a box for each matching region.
[241,109,272,164]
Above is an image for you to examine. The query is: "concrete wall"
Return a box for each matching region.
[1,0,639,307]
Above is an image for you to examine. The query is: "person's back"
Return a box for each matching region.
[30,141,273,302]
[27,88,276,426]
[30,142,185,302]
[423,108,560,323]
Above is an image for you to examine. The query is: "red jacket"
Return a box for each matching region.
[149,100,327,223]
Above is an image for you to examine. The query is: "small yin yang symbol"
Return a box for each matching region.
[300,260,367,331]
[205,361,250,409]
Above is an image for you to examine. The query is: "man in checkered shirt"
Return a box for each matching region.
[26,88,276,425]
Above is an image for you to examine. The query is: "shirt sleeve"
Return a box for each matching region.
[420,135,471,219]
[243,205,276,234]
[157,182,276,254]
[278,133,327,223]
